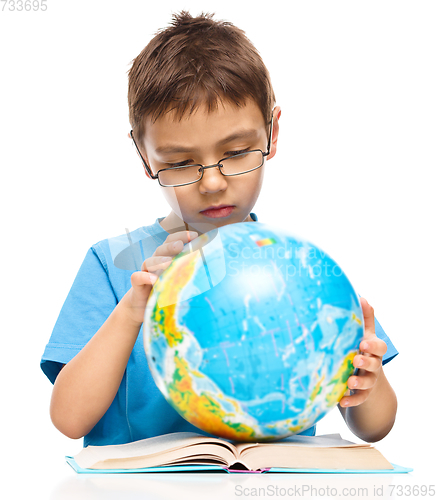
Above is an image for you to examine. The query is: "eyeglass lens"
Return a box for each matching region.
[158,150,264,187]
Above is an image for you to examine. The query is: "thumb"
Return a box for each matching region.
[131,270,158,287]
[360,297,375,337]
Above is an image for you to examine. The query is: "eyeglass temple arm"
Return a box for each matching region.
[265,115,274,156]
[129,130,159,180]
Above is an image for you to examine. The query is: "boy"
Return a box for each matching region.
[41,12,397,447]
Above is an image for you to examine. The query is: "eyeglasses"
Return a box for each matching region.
[129,116,273,187]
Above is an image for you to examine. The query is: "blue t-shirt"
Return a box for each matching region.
[40,213,398,447]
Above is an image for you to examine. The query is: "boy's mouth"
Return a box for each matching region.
[200,205,235,218]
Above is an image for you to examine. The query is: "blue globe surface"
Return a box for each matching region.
[144,222,363,441]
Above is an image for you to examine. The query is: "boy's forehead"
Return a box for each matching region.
[141,99,265,145]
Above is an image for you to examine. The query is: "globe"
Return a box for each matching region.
[143,222,364,442]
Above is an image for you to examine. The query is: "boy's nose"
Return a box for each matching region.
[198,164,228,194]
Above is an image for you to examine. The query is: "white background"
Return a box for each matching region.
[1,1,436,498]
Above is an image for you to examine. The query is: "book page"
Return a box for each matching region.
[242,446,393,471]
[234,433,369,455]
[74,432,238,469]
[94,444,238,470]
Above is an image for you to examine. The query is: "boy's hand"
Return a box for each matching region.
[144,230,199,277]
[339,297,388,408]
[124,230,198,326]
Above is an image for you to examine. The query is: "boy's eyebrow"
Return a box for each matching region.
[155,129,260,155]
[155,145,195,155]
[216,129,259,146]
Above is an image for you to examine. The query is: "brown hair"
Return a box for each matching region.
[128,11,275,142]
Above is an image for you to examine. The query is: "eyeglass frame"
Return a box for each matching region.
[129,115,274,188]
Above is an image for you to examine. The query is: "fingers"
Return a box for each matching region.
[359,337,387,358]
[165,230,198,243]
[140,230,199,277]
[339,298,388,410]
[359,297,387,355]
[360,297,375,335]
[339,388,371,408]
[155,231,198,258]
[339,348,385,407]
[141,256,173,273]
[347,370,377,391]
[353,353,383,372]
[131,270,158,287]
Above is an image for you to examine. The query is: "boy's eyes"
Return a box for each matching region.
[225,148,251,157]
[166,160,192,168]
[165,148,251,168]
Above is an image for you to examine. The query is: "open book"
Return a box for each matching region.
[73,432,399,473]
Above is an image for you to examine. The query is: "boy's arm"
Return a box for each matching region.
[337,298,398,442]
[50,230,197,440]
[50,287,150,439]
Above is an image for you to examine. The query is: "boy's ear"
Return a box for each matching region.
[267,106,281,161]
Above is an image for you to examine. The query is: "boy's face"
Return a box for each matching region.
[139,99,280,234]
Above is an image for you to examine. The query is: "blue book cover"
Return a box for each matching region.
[66,457,412,475]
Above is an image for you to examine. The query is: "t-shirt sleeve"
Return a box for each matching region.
[40,247,118,384]
[374,315,398,365]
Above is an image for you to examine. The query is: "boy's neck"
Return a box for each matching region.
[159,211,254,236]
